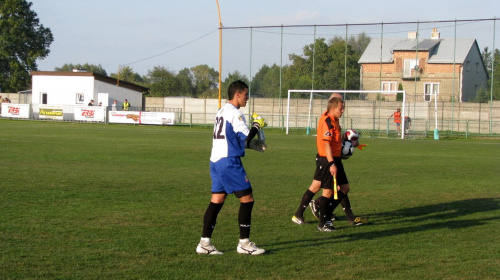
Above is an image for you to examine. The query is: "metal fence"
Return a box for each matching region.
[2,97,499,139]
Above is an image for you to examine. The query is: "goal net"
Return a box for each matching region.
[286,89,416,139]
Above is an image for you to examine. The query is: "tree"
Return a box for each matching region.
[110,66,144,85]
[55,63,107,76]
[347,32,371,57]
[477,48,500,102]
[251,64,281,98]
[220,71,249,99]
[481,46,492,74]
[145,66,180,97]
[190,64,218,98]
[0,0,53,92]
[283,35,367,95]
[176,68,195,97]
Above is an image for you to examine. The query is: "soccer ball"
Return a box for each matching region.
[341,140,355,159]
[344,129,359,141]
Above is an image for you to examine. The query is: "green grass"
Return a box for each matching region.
[1,119,499,279]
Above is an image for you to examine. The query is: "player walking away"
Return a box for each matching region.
[196,80,266,255]
[292,97,344,231]
[292,93,367,227]
[388,108,402,135]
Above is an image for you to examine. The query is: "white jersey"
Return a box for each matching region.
[210,103,250,163]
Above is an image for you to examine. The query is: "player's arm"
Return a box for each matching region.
[324,141,337,175]
[245,116,266,152]
[245,126,258,143]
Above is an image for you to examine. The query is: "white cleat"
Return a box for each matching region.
[196,243,223,255]
[237,241,265,255]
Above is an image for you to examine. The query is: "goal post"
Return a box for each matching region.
[286,89,408,139]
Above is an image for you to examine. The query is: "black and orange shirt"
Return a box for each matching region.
[316,110,342,158]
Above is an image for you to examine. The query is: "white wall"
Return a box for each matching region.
[31,74,144,109]
[32,75,94,105]
[94,80,143,109]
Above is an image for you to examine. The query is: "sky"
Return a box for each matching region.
[31,0,499,79]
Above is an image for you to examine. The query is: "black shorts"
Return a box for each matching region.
[313,155,348,189]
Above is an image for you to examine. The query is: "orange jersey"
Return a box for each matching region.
[316,110,342,157]
[394,112,402,123]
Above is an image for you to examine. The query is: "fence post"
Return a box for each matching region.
[386,118,390,137]
[425,119,429,138]
[466,120,469,138]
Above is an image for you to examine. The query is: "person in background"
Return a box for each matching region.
[123,99,130,111]
[388,108,402,135]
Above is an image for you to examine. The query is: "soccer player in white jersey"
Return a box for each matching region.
[196,80,266,255]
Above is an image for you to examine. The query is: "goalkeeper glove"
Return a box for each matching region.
[246,139,266,152]
[252,112,266,130]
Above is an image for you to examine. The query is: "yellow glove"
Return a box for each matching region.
[252,112,266,129]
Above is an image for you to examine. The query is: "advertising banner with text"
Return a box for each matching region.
[39,106,63,120]
[74,106,106,122]
[1,103,31,119]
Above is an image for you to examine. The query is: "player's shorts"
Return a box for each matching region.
[210,157,252,196]
[313,155,348,189]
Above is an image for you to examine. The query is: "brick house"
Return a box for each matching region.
[358,29,488,102]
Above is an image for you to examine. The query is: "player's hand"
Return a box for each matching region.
[329,165,337,176]
[248,139,266,152]
[252,112,266,130]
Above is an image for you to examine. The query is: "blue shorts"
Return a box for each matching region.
[210,157,252,195]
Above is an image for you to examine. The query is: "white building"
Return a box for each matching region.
[31,71,149,111]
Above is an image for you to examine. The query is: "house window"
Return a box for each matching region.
[424,83,439,102]
[381,81,397,92]
[76,93,84,104]
[466,61,471,72]
[403,59,419,77]
[41,93,48,104]
[476,62,479,73]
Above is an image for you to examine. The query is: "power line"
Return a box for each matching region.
[221,17,498,30]
[120,29,218,68]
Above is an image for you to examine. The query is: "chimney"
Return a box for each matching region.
[408,31,418,39]
[431,28,440,39]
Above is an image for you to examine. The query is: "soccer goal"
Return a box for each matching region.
[285,89,409,139]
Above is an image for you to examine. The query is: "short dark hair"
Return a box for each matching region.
[228,80,248,100]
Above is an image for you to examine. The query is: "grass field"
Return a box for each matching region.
[1,119,499,279]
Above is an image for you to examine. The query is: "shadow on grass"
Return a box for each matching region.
[268,197,500,252]
[372,197,500,224]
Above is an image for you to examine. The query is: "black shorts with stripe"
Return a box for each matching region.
[313,155,348,189]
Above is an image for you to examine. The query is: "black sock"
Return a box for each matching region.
[318,196,329,227]
[239,201,254,239]
[295,189,315,217]
[341,194,355,221]
[329,191,346,217]
[201,202,224,238]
